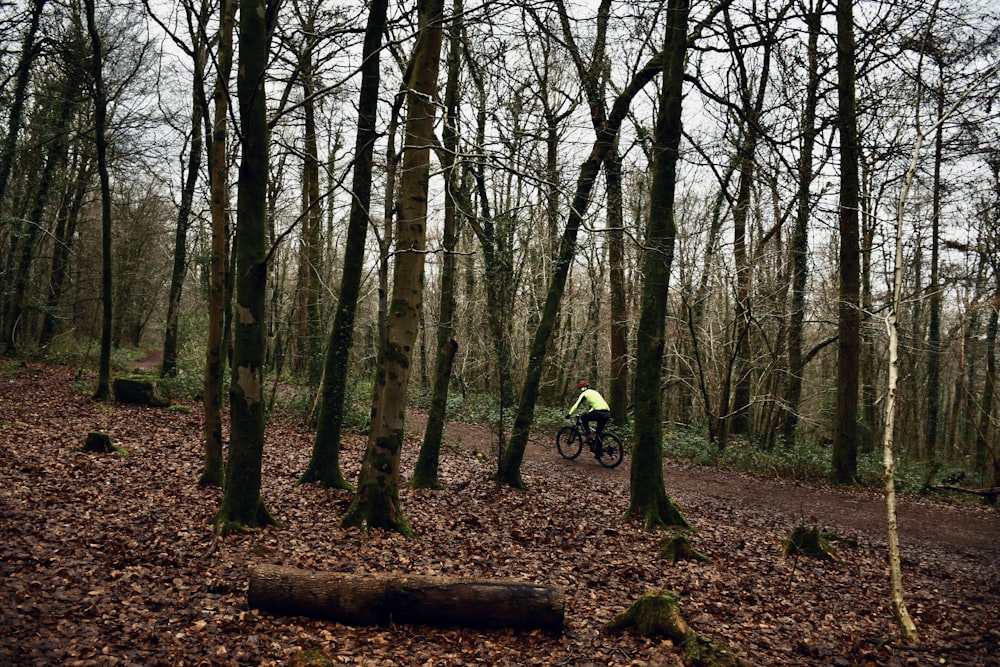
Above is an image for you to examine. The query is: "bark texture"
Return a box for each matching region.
[299,0,388,490]
[626,0,689,530]
[833,0,861,485]
[248,565,565,632]
[212,0,276,532]
[342,0,444,532]
[200,0,234,488]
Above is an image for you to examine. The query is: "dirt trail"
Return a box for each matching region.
[411,411,1000,568]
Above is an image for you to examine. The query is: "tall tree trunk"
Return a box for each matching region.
[212,0,278,532]
[950,299,978,465]
[833,0,861,484]
[882,210,920,644]
[859,156,878,453]
[977,280,998,486]
[973,160,998,478]
[40,153,91,346]
[201,0,235,488]
[730,146,754,438]
[342,0,444,533]
[626,0,690,531]
[549,0,631,423]
[783,0,821,445]
[3,81,74,352]
[497,54,665,488]
[688,161,736,445]
[724,3,781,440]
[882,104,927,643]
[0,0,47,208]
[606,150,629,426]
[83,0,113,402]
[411,0,463,490]
[293,44,323,385]
[162,43,206,377]
[923,82,945,461]
[299,0,388,489]
[462,64,514,413]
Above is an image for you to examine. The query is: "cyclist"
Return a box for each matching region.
[566,380,611,456]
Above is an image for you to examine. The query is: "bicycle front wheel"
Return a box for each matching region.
[596,432,624,468]
[556,426,582,459]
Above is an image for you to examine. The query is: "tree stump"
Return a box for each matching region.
[83,431,115,453]
[604,589,746,667]
[659,535,712,564]
[783,525,837,561]
[248,564,565,632]
[112,374,170,407]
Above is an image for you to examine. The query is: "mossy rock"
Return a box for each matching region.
[113,374,170,407]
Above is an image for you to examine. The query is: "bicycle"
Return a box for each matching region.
[556,415,625,468]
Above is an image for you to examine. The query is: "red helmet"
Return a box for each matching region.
[577,380,589,391]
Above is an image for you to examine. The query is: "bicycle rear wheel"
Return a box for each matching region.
[596,432,624,468]
[556,426,582,459]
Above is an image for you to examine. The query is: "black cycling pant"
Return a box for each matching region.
[582,409,611,437]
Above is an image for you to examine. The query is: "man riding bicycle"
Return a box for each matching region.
[567,381,611,454]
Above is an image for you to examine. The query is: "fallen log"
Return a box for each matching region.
[248,564,565,632]
[928,484,999,504]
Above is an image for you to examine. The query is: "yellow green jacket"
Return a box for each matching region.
[569,388,609,414]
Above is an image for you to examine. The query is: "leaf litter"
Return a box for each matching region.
[1,362,998,665]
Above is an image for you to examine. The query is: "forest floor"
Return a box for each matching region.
[1,361,998,666]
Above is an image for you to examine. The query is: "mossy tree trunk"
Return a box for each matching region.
[212,0,277,532]
[200,0,234,488]
[342,0,444,533]
[299,0,388,491]
[412,0,463,491]
[626,0,689,531]
[83,0,112,402]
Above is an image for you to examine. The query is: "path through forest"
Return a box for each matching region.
[419,411,1000,558]
[1,362,997,666]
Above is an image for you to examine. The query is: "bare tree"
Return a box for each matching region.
[201,0,235,488]
[83,0,114,401]
[411,0,464,490]
[212,0,281,532]
[627,0,691,530]
[298,0,389,490]
[342,0,445,533]
[832,0,862,485]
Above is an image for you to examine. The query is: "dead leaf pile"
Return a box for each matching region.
[1,362,997,665]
